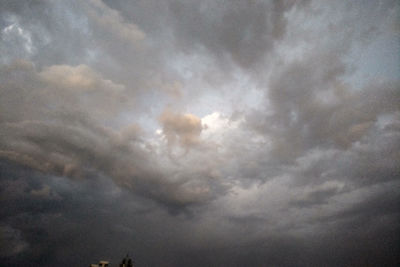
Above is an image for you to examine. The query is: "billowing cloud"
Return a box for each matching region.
[167,0,311,69]
[0,0,399,266]
[0,60,216,211]
[159,109,203,149]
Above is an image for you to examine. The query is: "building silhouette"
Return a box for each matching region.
[89,254,134,267]
[119,254,134,267]
[90,260,109,267]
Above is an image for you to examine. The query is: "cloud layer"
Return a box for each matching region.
[0,0,399,266]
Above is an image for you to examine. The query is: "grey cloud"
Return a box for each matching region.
[0,165,222,266]
[0,0,161,103]
[0,60,216,211]
[1,0,399,266]
[289,181,345,207]
[2,163,397,267]
[0,0,89,65]
[0,117,211,210]
[167,0,310,70]
[0,60,125,122]
[247,48,399,164]
[0,224,28,258]
[103,0,310,71]
[84,0,145,46]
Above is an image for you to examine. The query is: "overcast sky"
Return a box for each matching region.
[0,0,399,266]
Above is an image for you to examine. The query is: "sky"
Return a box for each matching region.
[0,0,399,266]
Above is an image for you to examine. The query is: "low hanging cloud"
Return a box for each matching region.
[1,0,399,266]
[0,60,216,211]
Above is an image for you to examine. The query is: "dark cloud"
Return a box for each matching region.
[1,0,399,266]
[167,0,294,69]
[2,161,398,266]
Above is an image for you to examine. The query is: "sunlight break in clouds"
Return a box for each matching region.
[0,0,399,266]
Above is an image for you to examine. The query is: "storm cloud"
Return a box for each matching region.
[1,0,399,266]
